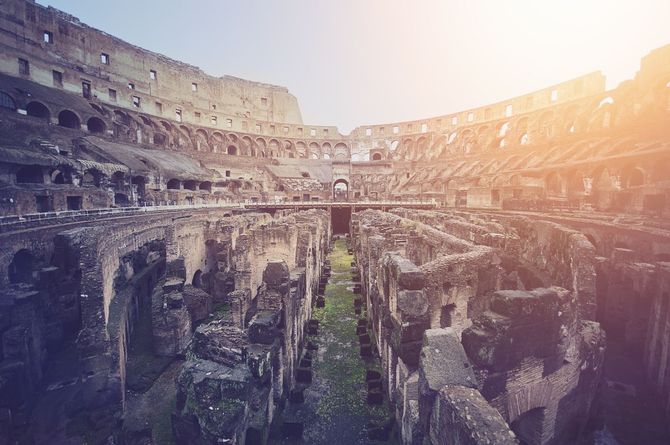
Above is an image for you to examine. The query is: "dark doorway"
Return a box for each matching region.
[511,407,546,445]
[35,195,53,212]
[26,101,50,119]
[331,207,351,234]
[66,196,82,210]
[491,189,501,206]
[192,270,203,288]
[58,110,80,129]
[440,303,456,328]
[9,249,37,284]
[114,193,130,207]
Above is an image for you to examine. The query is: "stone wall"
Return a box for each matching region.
[0,0,306,130]
[0,207,329,443]
[351,209,605,444]
[172,210,330,444]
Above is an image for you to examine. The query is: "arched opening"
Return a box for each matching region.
[308,142,320,159]
[211,132,225,152]
[179,125,191,139]
[16,165,44,183]
[114,110,131,126]
[153,132,167,146]
[183,180,198,191]
[457,131,473,155]
[269,142,281,158]
[89,103,105,115]
[0,91,16,110]
[8,249,37,284]
[82,170,101,187]
[498,122,510,138]
[139,115,153,127]
[511,407,546,445]
[58,109,80,129]
[26,101,50,119]
[192,270,203,288]
[334,143,349,159]
[295,141,307,158]
[166,179,181,190]
[371,153,383,161]
[160,121,172,133]
[622,167,644,188]
[227,145,237,155]
[51,168,72,185]
[111,171,126,190]
[195,129,209,151]
[87,117,107,133]
[241,136,254,156]
[199,181,212,192]
[333,179,349,201]
[132,176,146,195]
[322,142,332,159]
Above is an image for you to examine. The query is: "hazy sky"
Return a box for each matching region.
[45,0,670,134]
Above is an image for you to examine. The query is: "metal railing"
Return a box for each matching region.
[0,199,438,231]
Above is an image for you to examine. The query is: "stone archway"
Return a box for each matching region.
[333,178,349,201]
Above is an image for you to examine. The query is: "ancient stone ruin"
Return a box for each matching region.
[1,0,670,444]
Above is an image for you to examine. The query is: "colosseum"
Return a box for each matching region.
[0,1,669,444]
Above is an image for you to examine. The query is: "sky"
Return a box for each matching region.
[45,0,670,134]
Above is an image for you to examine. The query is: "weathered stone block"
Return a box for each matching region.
[163,277,185,293]
[396,289,428,319]
[263,261,290,288]
[419,328,477,433]
[248,310,281,345]
[429,385,519,445]
[182,285,213,326]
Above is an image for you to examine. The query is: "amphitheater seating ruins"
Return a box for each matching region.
[1,1,670,444]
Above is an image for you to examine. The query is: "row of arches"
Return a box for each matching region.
[389,160,663,203]
[110,108,351,160]
[0,94,108,134]
[377,78,670,161]
[0,90,351,160]
[5,73,670,164]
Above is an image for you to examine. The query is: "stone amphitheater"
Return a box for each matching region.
[1,1,670,444]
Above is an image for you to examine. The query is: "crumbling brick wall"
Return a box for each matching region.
[351,209,606,445]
